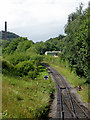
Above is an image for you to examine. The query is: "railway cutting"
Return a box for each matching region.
[41,63,89,120]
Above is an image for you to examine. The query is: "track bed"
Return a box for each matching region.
[41,63,89,119]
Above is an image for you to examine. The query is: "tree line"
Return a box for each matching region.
[2,2,89,82]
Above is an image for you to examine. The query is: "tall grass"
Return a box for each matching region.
[44,56,89,103]
[2,70,55,118]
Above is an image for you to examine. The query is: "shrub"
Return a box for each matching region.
[28,70,37,79]
[2,59,20,75]
[2,59,14,72]
[5,52,31,65]
[30,54,44,66]
[16,40,34,52]
[2,37,28,54]
[15,61,34,75]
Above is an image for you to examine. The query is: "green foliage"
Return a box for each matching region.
[2,40,10,48]
[61,4,89,82]
[2,3,89,118]
[5,52,31,65]
[3,42,44,78]
[44,57,89,103]
[2,70,55,118]
[26,35,65,55]
[30,54,44,66]
[41,3,89,83]
[2,37,28,54]
[28,70,37,79]
[16,40,34,52]
[15,61,34,76]
[2,59,15,73]
[26,45,38,54]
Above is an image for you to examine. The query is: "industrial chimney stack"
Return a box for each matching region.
[5,21,7,40]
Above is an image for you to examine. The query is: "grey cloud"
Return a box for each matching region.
[1,0,89,42]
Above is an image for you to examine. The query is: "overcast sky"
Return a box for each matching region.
[0,0,89,42]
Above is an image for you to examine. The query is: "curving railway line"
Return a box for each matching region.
[41,63,89,120]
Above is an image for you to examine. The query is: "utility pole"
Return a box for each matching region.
[5,21,7,40]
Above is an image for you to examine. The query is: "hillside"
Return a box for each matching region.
[2,31,19,41]
[2,4,89,81]
[2,2,89,118]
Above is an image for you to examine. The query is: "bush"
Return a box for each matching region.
[2,59,19,75]
[28,70,37,79]
[15,61,34,76]
[16,40,34,52]
[30,54,44,65]
[2,37,28,54]
[2,59,15,72]
[5,52,31,65]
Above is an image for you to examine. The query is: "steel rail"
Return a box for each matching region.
[41,63,89,119]
[71,94,89,118]
[52,72,63,119]
[51,68,78,118]
[52,72,73,119]
[56,72,89,118]
[62,95,76,117]
[50,67,88,119]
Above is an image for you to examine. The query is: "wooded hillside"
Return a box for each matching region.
[2,31,19,41]
[2,3,89,82]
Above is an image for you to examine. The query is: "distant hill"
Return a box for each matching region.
[2,31,20,41]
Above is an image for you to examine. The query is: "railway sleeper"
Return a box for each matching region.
[60,87,66,89]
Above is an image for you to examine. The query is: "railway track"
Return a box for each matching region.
[41,63,89,120]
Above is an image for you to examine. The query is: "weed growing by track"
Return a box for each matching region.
[2,69,55,118]
[44,56,89,103]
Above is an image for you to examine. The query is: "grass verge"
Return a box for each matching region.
[43,57,89,103]
[2,69,55,118]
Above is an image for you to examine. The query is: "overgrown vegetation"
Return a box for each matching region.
[2,70,55,118]
[2,2,89,118]
[62,3,89,82]
[2,37,55,118]
[44,56,89,103]
[30,3,89,83]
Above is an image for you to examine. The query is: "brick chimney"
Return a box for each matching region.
[5,21,7,40]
